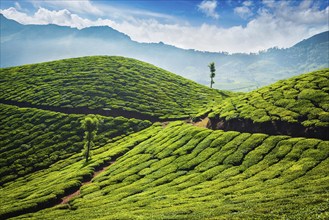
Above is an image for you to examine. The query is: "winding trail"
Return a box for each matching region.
[193,117,209,128]
[60,120,208,206]
[0,160,117,219]
[60,161,115,205]
[1,97,328,218]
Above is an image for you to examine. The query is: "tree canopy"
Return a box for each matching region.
[81,115,99,162]
[208,62,216,88]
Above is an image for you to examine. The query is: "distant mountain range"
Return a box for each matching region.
[1,14,328,91]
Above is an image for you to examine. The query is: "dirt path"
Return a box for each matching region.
[161,121,170,128]
[60,117,210,205]
[193,117,209,128]
[60,161,115,205]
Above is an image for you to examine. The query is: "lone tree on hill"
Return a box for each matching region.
[208,62,216,88]
[81,115,99,162]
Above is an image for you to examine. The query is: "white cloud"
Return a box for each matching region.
[0,7,95,29]
[275,0,329,25]
[29,0,103,16]
[14,2,22,10]
[234,1,254,19]
[198,0,219,19]
[243,1,253,7]
[1,1,328,54]
[1,7,35,23]
[28,0,174,22]
[234,7,253,19]
[262,0,276,8]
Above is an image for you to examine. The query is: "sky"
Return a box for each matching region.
[0,0,328,53]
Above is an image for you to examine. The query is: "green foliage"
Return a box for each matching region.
[211,68,329,127]
[0,104,151,185]
[0,56,234,119]
[81,115,99,162]
[208,62,216,88]
[1,123,328,219]
[1,61,328,219]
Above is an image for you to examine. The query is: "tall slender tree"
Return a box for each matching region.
[81,115,99,162]
[208,62,216,88]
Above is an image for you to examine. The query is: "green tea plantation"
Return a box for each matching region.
[0,57,328,219]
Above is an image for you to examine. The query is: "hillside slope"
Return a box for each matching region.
[0,56,232,120]
[208,68,329,140]
[1,58,329,219]
[2,122,328,219]
[0,104,151,185]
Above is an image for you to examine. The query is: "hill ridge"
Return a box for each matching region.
[1,14,328,91]
[208,68,329,140]
[0,56,232,120]
[0,99,185,123]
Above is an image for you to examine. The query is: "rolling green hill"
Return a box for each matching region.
[208,68,329,140]
[1,15,328,91]
[1,122,328,219]
[0,103,151,185]
[0,56,232,120]
[1,57,328,219]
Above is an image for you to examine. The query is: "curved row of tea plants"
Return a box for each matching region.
[212,69,329,126]
[7,122,329,219]
[0,125,162,219]
[0,56,233,119]
[0,104,151,185]
[209,68,329,128]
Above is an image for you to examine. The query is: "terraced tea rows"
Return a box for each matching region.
[1,57,329,219]
[0,104,151,185]
[208,68,329,139]
[0,56,233,120]
[3,122,328,219]
[0,125,161,219]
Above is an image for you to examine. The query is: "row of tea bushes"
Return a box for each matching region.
[0,104,151,184]
[0,56,233,119]
[209,69,329,128]
[7,122,328,219]
[0,125,160,219]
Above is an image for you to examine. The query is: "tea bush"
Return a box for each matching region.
[210,69,329,127]
[0,104,151,185]
[2,122,327,219]
[0,56,234,120]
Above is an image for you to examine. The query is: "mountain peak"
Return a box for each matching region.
[0,13,131,41]
[293,31,329,48]
[80,25,131,41]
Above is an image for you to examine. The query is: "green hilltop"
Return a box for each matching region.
[0,56,233,120]
[0,57,328,219]
[208,68,329,139]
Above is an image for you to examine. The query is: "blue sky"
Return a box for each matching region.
[1,0,328,53]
